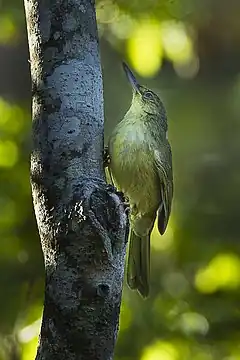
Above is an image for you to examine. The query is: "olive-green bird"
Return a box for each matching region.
[108,63,173,298]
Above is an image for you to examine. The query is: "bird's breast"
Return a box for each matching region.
[109,122,160,213]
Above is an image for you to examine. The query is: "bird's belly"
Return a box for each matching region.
[110,139,160,214]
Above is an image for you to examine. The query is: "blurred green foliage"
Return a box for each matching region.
[1,0,240,359]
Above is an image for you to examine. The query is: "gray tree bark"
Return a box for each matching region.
[24,0,128,359]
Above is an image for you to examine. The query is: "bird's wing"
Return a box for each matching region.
[154,146,173,235]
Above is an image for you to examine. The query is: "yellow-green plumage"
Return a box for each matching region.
[108,63,173,298]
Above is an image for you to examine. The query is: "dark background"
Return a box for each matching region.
[1,0,240,359]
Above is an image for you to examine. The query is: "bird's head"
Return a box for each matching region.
[123,62,167,119]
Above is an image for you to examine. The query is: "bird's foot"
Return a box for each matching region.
[103,146,110,168]
[106,183,117,193]
[122,201,130,215]
[118,193,130,215]
[115,190,127,203]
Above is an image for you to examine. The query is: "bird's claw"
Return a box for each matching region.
[122,201,130,215]
[103,146,110,168]
[115,191,130,214]
[106,184,117,193]
[115,190,127,203]
[117,196,130,215]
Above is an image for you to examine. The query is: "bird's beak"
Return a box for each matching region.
[122,62,141,94]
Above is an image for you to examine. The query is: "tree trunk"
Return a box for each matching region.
[24,0,128,359]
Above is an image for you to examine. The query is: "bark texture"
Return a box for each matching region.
[24,0,128,359]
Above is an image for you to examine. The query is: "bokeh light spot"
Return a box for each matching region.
[173,55,199,79]
[0,15,16,43]
[161,21,193,64]
[141,341,179,360]
[127,19,163,77]
[178,312,209,335]
[19,319,41,360]
[18,319,41,344]
[0,98,25,134]
[0,140,18,167]
[162,272,189,298]
[195,253,240,293]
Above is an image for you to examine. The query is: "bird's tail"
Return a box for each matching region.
[127,230,150,298]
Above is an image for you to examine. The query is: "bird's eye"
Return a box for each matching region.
[143,91,154,100]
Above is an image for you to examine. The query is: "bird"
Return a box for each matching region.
[107,62,173,298]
